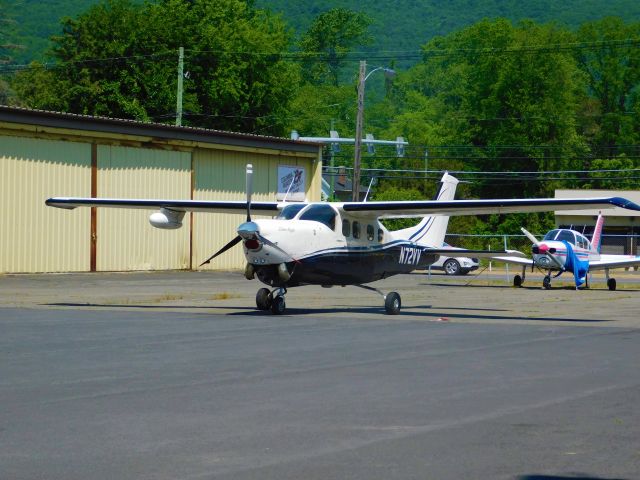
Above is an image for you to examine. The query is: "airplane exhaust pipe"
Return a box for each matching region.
[244,263,255,280]
[277,263,291,282]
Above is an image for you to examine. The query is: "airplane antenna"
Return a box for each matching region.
[363,176,377,202]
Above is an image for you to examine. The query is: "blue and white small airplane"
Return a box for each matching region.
[495,214,640,290]
[46,165,640,313]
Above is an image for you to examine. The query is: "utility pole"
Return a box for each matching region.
[175,47,184,127]
[352,60,366,202]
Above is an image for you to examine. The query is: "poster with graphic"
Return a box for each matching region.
[276,165,306,201]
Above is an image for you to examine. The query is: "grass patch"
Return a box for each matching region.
[208,292,241,300]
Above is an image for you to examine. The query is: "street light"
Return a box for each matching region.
[352,60,396,201]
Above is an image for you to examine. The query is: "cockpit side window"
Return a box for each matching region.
[576,234,590,249]
[556,230,576,245]
[543,229,560,241]
[276,203,307,220]
[299,204,336,230]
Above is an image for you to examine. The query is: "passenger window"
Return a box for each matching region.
[576,235,589,249]
[353,221,361,239]
[367,224,374,241]
[299,204,336,230]
[378,228,384,242]
[342,219,351,237]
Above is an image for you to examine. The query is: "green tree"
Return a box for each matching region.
[12,0,299,135]
[298,8,372,86]
[576,17,640,157]
[388,19,587,200]
[1,0,23,104]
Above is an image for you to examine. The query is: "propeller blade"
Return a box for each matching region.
[199,235,242,266]
[246,164,253,222]
[547,253,565,269]
[521,227,540,245]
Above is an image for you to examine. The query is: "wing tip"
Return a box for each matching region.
[609,197,640,211]
[45,198,77,209]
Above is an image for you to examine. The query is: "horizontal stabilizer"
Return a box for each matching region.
[491,256,536,267]
[429,248,526,259]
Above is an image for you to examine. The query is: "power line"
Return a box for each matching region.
[2,37,640,74]
[325,166,640,175]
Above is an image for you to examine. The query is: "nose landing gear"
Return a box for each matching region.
[255,287,287,314]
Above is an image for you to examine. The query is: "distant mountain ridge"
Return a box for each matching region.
[7,0,640,63]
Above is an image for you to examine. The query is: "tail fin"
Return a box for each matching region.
[591,213,605,252]
[393,172,459,247]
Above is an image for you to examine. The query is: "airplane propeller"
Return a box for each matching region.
[521,227,563,270]
[245,163,253,222]
[199,235,243,266]
[200,164,255,267]
[520,227,539,245]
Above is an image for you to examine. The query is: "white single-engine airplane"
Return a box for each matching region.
[46,165,640,314]
[494,213,640,290]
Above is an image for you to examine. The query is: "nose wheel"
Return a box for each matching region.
[542,274,552,290]
[256,287,287,314]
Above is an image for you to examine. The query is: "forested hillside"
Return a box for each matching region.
[2,1,640,239]
[5,0,640,62]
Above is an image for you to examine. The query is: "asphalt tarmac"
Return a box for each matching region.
[1,271,639,479]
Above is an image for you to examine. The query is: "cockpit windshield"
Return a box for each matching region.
[299,204,337,230]
[556,230,576,244]
[276,203,307,220]
[543,229,560,241]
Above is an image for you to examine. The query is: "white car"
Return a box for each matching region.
[429,244,480,275]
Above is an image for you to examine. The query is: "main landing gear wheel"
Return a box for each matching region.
[270,295,286,315]
[256,288,271,311]
[542,275,552,290]
[384,292,401,315]
[513,275,523,287]
[607,278,617,291]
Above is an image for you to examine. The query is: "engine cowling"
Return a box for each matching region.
[149,208,185,230]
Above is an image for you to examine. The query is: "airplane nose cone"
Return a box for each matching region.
[237,221,259,239]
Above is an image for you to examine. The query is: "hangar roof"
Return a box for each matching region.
[0,105,320,154]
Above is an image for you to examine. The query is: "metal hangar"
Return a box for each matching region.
[0,106,322,273]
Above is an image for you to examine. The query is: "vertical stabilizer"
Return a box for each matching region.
[392,172,459,247]
[591,213,605,253]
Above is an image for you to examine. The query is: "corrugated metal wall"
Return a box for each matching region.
[97,145,191,271]
[1,126,320,273]
[0,136,91,273]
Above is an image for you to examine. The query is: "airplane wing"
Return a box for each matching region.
[46,196,640,218]
[490,256,535,267]
[45,198,280,214]
[340,197,640,218]
[588,255,640,271]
